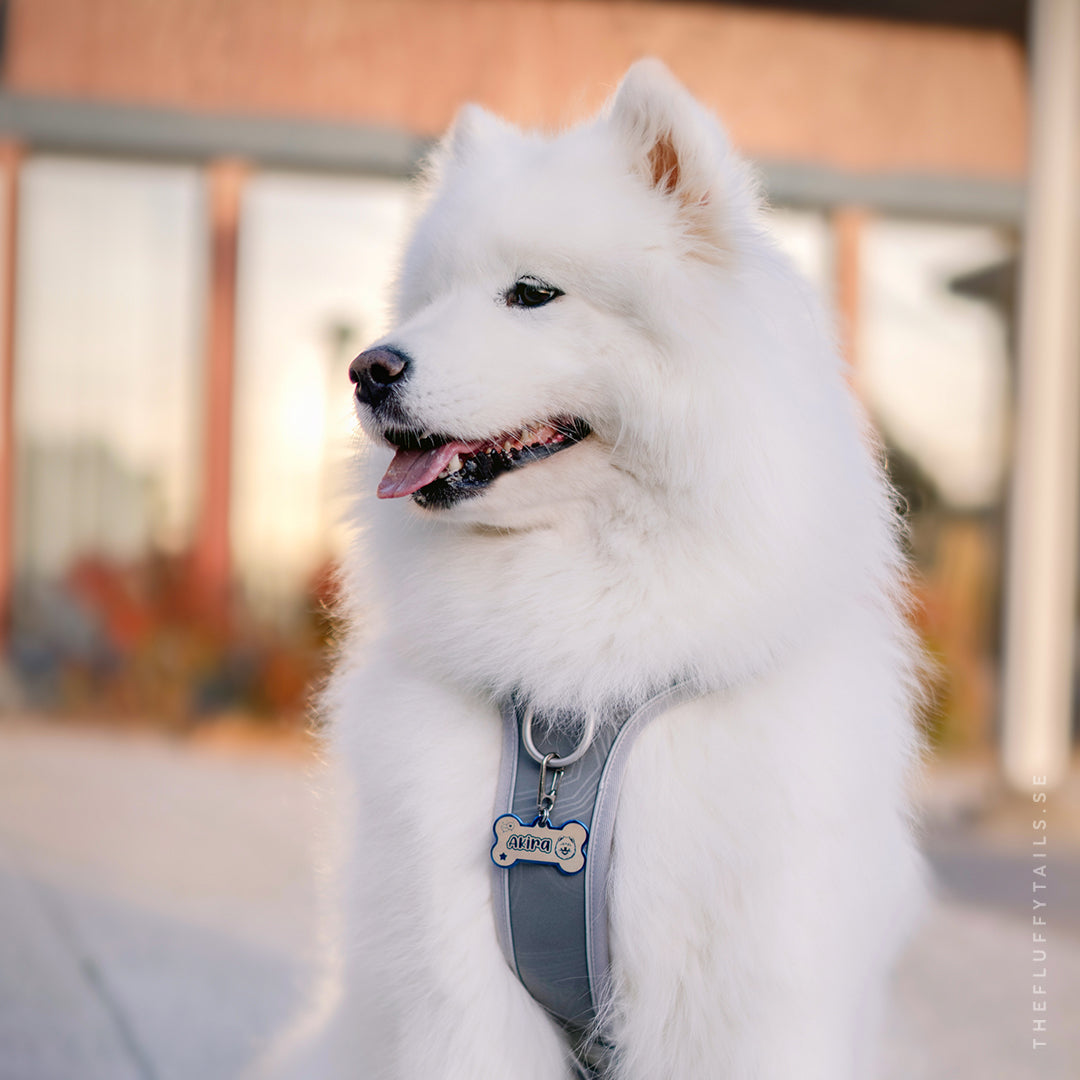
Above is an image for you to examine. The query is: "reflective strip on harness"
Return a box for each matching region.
[490,683,695,1041]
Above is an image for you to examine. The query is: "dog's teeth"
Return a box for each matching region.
[448,454,462,472]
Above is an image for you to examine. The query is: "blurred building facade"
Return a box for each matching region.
[0,0,1073,783]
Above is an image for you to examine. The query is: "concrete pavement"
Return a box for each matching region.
[0,720,1077,1079]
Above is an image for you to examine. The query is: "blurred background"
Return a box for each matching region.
[0,1,1077,1078]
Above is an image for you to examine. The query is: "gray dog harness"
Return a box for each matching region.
[490,683,696,1077]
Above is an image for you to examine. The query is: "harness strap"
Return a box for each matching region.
[491,683,696,1060]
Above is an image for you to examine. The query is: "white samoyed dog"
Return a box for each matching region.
[270,59,924,1080]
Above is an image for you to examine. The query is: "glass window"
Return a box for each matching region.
[765,206,833,303]
[13,155,205,594]
[232,171,414,623]
[858,219,1013,511]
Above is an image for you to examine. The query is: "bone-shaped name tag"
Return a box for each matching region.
[490,814,588,875]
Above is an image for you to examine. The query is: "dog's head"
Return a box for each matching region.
[344,62,898,705]
[351,59,779,525]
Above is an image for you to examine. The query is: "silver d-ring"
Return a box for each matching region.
[522,705,596,768]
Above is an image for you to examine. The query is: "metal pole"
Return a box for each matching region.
[1001,0,1080,791]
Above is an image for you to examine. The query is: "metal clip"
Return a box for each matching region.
[536,752,563,826]
[522,705,595,768]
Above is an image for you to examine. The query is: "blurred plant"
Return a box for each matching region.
[8,551,344,729]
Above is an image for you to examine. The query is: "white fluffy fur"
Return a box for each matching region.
[263,59,925,1080]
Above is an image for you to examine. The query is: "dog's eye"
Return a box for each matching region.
[505,278,563,309]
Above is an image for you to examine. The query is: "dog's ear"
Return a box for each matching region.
[444,103,515,163]
[609,59,749,253]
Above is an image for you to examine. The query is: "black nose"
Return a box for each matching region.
[349,346,410,410]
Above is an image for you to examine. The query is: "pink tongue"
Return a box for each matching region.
[377,441,477,499]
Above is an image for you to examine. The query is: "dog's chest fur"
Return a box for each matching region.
[321,584,919,1078]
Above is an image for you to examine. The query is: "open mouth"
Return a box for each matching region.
[377,417,591,509]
